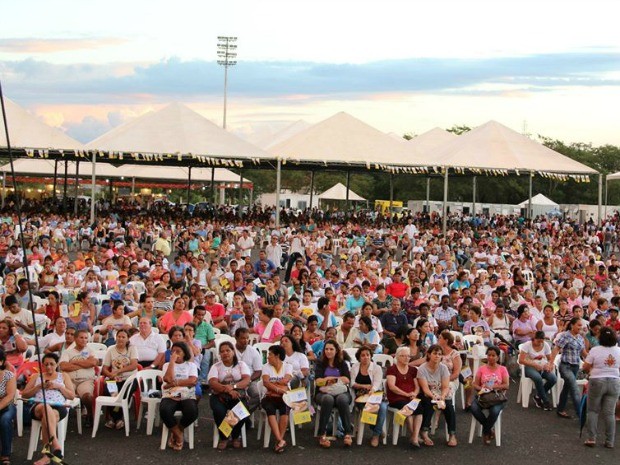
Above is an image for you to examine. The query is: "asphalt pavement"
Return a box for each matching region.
[10,387,618,465]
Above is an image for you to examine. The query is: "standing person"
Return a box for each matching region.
[551,317,588,419]
[261,345,293,453]
[469,346,510,445]
[0,348,17,465]
[582,327,620,448]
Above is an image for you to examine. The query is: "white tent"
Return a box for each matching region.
[0,158,250,184]
[0,98,83,150]
[318,183,365,201]
[86,102,272,161]
[408,127,457,154]
[517,193,559,217]
[269,112,426,167]
[255,120,312,150]
[428,120,596,174]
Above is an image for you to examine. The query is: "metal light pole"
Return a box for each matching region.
[217,36,237,129]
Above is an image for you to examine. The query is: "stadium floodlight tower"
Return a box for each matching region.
[217,36,237,130]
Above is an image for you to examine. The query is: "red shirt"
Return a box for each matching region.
[205,303,226,322]
[387,281,408,299]
[386,365,418,404]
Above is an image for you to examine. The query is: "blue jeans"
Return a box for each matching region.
[198,350,212,384]
[470,398,505,435]
[420,396,456,435]
[558,362,581,415]
[0,404,16,457]
[586,377,620,446]
[358,401,388,437]
[524,366,557,403]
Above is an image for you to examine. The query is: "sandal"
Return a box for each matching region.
[557,411,572,419]
[274,440,287,453]
[115,420,125,430]
[217,439,228,450]
[343,435,353,447]
[447,436,458,447]
[421,435,434,447]
[105,420,115,429]
[232,438,243,449]
[583,440,596,448]
[319,435,331,448]
[0,458,10,465]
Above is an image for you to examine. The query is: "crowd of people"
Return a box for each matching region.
[0,203,619,463]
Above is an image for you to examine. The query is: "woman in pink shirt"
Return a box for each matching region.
[256,307,284,343]
[158,297,193,334]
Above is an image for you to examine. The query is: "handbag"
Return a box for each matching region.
[319,380,348,396]
[477,389,508,409]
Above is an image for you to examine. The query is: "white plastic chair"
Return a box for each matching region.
[87,342,108,352]
[355,404,387,445]
[136,369,164,435]
[553,357,586,404]
[372,354,394,368]
[256,409,297,447]
[161,411,196,450]
[212,418,247,448]
[468,409,503,446]
[253,343,273,364]
[248,333,261,345]
[344,348,358,362]
[516,364,535,408]
[27,415,69,460]
[91,373,138,437]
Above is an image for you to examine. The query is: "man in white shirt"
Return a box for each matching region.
[0,295,34,335]
[237,230,255,258]
[38,317,67,355]
[129,318,166,369]
[265,235,284,270]
[234,328,262,411]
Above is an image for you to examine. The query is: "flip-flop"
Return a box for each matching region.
[557,411,572,419]
[421,436,434,447]
[583,440,596,447]
[274,440,287,453]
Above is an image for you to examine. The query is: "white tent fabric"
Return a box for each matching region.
[0,158,251,183]
[428,121,597,174]
[255,120,312,150]
[0,99,83,150]
[86,102,272,161]
[269,112,426,166]
[408,127,457,154]
[517,193,559,207]
[318,182,365,201]
[607,171,620,181]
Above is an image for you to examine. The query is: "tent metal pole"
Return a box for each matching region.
[425,177,430,213]
[309,170,314,210]
[389,174,394,217]
[131,177,135,197]
[63,160,68,213]
[598,173,603,225]
[109,179,113,202]
[275,158,281,227]
[210,167,215,205]
[187,165,192,208]
[1,173,5,209]
[442,168,449,236]
[238,169,243,217]
[472,176,477,216]
[73,161,80,215]
[345,171,351,211]
[249,187,253,206]
[604,175,608,220]
[52,159,58,201]
[528,171,533,219]
[90,152,96,225]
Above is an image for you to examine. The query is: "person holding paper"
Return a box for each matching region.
[208,341,252,450]
[22,353,75,465]
[351,346,387,447]
[160,342,199,451]
[101,329,138,430]
[314,340,353,448]
[386,346,424,448]
[261,345,293,453]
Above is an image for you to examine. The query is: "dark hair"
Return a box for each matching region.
[486,346,501,357]
[290,324,310,353]
[358,316,373,332]
[168,326,185,339]
[588,319,601,331]
[439,330,454,347]
[317,296,329,310]
[183,322,196,331]
[533,331,546,340]
[268,344,286,361]
[42,352,59,364]
[170,341,192,361]
[0,348,6,370]
[598,327,618,347]
[235,327,250,338]
[425,344,443,361]
[262,307,275,319]
[115,328,131,342]
[4,295,17,307]
[566,316,581,331]
[307,315,319,325]
[320,339,343,367]
[280,334,301,353]
[517,304,529,318]
[218,341,239,366]
[470,305,482,317]
[416,318,429,333]
[355,346,372,362]
[342,311,355,322]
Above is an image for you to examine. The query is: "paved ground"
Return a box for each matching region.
[11,387,618,465]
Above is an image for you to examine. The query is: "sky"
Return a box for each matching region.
[1,0,619,146]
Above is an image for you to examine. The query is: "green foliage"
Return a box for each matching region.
[446,125,472,135]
